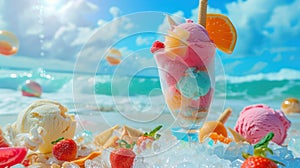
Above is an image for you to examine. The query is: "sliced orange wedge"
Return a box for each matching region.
[209,132,233,144]
[206,14,237,54]
[71,151,102,167]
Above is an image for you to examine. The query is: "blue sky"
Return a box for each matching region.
[0,0,299,77]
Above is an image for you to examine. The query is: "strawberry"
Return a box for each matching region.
[110,148,136,168]
[241,156,278,168]
[150,41,165,53]
[241,132,284,168]
[52,137,77,161]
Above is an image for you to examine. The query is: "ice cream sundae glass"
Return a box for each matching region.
[152,0,237,140]
[152,17,215,130]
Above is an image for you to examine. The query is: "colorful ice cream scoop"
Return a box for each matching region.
[0,30,19,56]
[176,68,211,99]
[20,80,42,97]
[235,104,291,145]
[281,97,300,114]
[105,48,122,65]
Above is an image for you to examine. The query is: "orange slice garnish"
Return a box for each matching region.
[206,14,237,54]
[209,132,233,144]
[71,151,102,167]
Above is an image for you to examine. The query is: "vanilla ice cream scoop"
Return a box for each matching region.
[12,100,76,153]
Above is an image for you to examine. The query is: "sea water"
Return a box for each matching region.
[1,67,299,113]
[1,67,300,167]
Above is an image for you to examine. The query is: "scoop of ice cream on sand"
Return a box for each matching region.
[281,97,300,114]
[235,104,291,145]
[12,100,76,153]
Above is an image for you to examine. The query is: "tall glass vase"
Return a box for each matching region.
[154,42,215,137]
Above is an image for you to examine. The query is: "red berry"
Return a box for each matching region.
[0,147,27,167]
[110,148,136,168]
[52,138,77,161]
[241,156,278,168]
[151,41,165,53]
[22,159,30,167]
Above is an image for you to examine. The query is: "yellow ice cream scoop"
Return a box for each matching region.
[12,100,76,153]
[281,97,300,114]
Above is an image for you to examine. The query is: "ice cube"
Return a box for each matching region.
[175,161,197,168]
[85,159,109,168]
[133,157,151,168]
[231,159,243,168]
[223,142,252,161]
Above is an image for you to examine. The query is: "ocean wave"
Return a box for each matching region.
[222,68,300,83]
[0,68,299,101]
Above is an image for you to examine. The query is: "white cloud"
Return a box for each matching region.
[2,0,298,76]
[225,0,300,57]
[190,6,222,22]
[58,0,99,26]
[136,36,153,46]
[157,11,185,34]
[71,27,95,46]
[265,0,300,43]
[0,0,102,61]
[248,61,268,74]
[270,47,297,53]
[109,7,121,18]
[97,20,107,27]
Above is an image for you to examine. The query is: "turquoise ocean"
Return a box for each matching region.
[0,67,299,116]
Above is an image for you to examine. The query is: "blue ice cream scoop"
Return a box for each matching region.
[176,68,211,99]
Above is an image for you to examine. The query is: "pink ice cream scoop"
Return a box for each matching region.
[166,20,215,69]
[234,104,291,145]
[176,20,211,43]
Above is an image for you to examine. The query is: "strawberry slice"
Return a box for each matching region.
[0,147,28,167]
[150,41,165,53]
